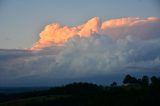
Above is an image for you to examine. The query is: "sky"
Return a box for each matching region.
[0,0,160,49]
[0,0,160,86]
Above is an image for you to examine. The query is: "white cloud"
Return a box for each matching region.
[0,17,160,86]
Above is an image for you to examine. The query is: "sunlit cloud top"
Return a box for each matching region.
[32,17,160,50]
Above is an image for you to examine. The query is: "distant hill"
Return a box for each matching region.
[0,75,160,106]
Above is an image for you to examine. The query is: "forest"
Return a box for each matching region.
[0,75,160,106]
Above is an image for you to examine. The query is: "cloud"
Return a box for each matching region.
[31,17,101,50]
[101,17,160,40]
[55,34,160,76]
[32,16,160,50]
[0,17,160,86]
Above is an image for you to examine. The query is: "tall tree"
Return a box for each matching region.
[123,74,137,85]
[141,76,149,86]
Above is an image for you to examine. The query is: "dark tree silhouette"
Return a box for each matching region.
[137,78,142,85]
[123,74,132,84]
[110,81,117,87]
[151,76,158,85]
[150,76,160,91]
[141,75,149,86]
[123,74,137,85]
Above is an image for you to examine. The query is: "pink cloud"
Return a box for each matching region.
[31,17,160,50]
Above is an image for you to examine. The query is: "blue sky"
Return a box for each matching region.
[0,0,159,49]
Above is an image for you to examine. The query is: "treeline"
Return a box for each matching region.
[0,75,160,106]
[123,75,159,86]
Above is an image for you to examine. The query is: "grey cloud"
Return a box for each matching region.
[1,34,160,86]
[1,17,160,86]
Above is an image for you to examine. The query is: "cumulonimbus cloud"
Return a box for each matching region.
[31,16,160,50]
[0,16,160,86]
